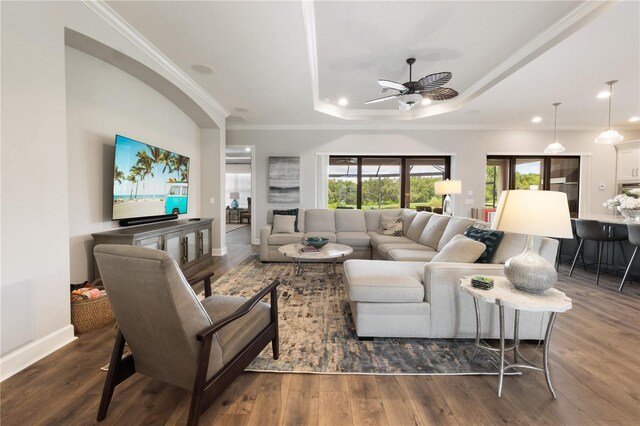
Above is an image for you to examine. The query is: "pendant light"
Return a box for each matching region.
[544,102,566,154]
[595,80,624,144]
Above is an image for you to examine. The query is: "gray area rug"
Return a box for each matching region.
[205,255,503,375]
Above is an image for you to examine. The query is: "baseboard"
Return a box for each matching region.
[212,247,228,257]
[0,325,76,382]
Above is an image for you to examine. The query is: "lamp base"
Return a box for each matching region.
[443,194,453,216]
[504,236,557,293]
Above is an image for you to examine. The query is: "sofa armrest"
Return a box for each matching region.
[423,262,506,338]
[260,225,273,261]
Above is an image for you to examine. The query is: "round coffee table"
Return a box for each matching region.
[278,242,353,278]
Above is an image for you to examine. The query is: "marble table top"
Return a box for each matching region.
[460,276,572,313]
[278,243,353,260]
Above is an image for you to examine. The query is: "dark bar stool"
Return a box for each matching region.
[619,223,640,292]
[569,219,628,285]
[556,219,579,270]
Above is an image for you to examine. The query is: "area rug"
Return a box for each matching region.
[204,255,505,375]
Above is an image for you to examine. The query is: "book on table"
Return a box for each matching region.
[301,246,320,253]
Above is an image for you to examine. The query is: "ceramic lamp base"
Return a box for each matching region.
[504,235,557,293]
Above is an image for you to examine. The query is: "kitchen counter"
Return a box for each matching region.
[577,213,638,225]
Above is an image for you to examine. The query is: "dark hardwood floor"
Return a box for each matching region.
[1,233,639,425]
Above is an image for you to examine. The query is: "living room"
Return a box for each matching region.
[2,0,639,424]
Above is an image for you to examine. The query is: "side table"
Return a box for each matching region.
[460,276,572,398]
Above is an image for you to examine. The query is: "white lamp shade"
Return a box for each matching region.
[230,192,240,199]
[491,190,572,239]
[594,129,624,144]
[544,141,566,154]
[434,179,462,195]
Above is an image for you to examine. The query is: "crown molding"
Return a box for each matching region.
[226,123,612,131]
[302,0,616,121]
[81,0,229,119]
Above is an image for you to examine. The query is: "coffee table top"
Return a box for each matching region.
[278,243,353,260]
[460,276,572,313]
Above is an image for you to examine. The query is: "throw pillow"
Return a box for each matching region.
[272,215,296,234]
[379,215,403,236]
[273,208,299,232]
[463,226,505,263]
[431,234,487,263]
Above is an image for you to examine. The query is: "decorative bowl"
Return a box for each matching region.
[303,237,329,249]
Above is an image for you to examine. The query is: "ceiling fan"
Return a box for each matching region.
[365,58,459,111]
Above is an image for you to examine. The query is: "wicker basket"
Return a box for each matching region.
[71,294,115,334]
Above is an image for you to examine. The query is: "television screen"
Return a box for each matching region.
[112,135,190,221]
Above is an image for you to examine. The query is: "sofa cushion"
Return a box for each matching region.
[463,226,505,263]
[379,215,403,236]
[344,260,425,303]
[400,209,418,235]
[388,249,439,262]
[431,234,486,263]
[492,233,542,264]
[268,208,304,232]
[335,209,367,232]
[272,215,296,234]
[364,208,404,231]
[377,242,432,256]
[304,231,337,242]
[367,231,413,246]
[267,232,305,246]
[272,208,300,232]
[336,231,371,247]
[405,212,434,242]
[305,209,336,232]
[437,217,478,251]
[418,215,451,249]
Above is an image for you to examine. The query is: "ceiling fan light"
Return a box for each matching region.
[421,97,432,106]
[398,100,416,111]
[544,141,566,154]
[595,129,624,144]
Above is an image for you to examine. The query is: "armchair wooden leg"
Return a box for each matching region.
[270,283,280,360]
[97,329,133,421]
[188,335,213,426]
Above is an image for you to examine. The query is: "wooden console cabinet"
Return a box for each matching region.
[92,218,213,281]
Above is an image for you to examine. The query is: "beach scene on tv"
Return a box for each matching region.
[112,135,190,220]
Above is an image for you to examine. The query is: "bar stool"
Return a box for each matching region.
[619,224,640,292]
[569,219,628,285]
[556,219,579,270]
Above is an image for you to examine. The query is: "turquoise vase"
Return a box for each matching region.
[231,198,239,209]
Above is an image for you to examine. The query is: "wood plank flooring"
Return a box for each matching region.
[2,228,639,425]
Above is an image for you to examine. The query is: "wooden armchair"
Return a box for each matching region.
[94,244,279,426]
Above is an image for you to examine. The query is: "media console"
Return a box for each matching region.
[92,218,214,294]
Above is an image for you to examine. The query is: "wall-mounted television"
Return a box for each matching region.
[112,135,190,222]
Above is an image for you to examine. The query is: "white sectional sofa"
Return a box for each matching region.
[260,207,559,340]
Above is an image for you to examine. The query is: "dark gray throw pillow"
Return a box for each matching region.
[463,226,504,263]
[273,208,299,232]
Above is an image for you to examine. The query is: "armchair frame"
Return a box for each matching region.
[97,275,280,426]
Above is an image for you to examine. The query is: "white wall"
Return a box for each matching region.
[227,128,639,243]
[1,1,225,380]
[66,47,202,282]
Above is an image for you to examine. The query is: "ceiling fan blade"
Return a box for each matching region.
[364,94,402,104]
[417,72,452,91]
[423,87,459,101]
[378,79,408,92]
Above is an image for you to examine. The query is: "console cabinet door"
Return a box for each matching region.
[184,228,198,266]
[163,231,183,264]
[198,225,211,257]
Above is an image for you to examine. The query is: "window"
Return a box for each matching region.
[486,156,580,217]
[328,156,450,210]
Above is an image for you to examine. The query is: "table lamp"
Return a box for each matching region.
[230,192,240,209]
[491,190,573,292]
[434,179,462,216]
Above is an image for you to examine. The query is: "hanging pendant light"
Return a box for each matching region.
[595,80,624,144]
[544,102,566,154]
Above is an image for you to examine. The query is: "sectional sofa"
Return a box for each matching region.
[260,208,559,340]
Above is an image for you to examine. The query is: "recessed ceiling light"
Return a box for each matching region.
[596,90,611,99]
[338,98,348,106]
[191,64,214,74]
[531,116,542,123]
[234,107,249,113]
[421,98,432,106]
[629,116,640,122]
[244,147,251,152]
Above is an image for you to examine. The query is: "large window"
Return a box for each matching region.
[486,156,580,217]
[328,156,450,210]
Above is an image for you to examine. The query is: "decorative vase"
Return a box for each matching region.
[504,235,557,293]
[231,198,239,209]
[617,207,640,221]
